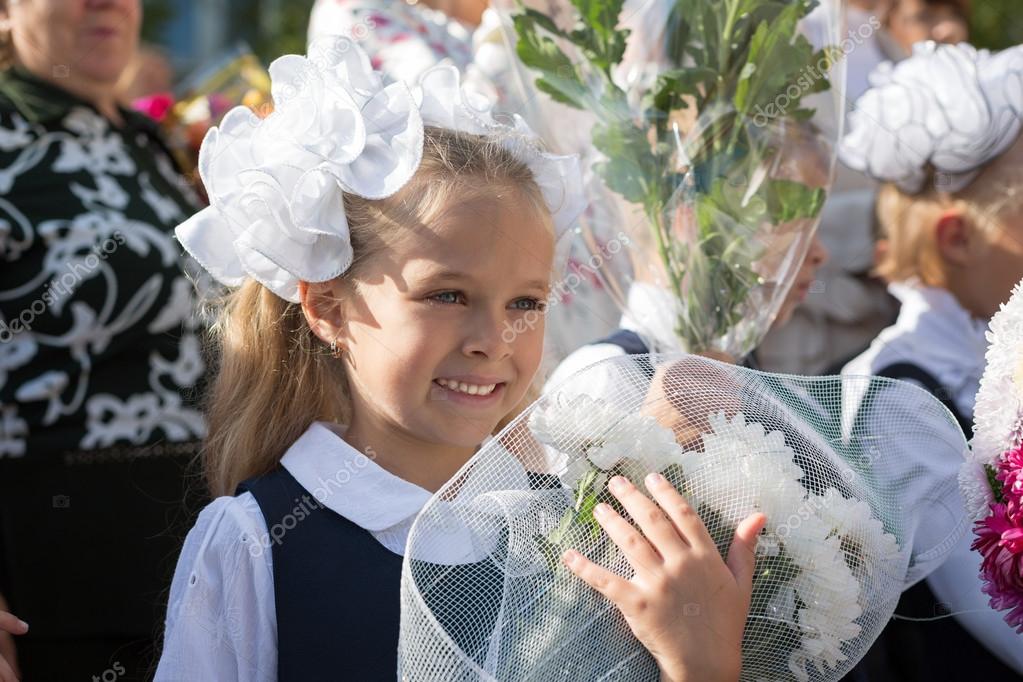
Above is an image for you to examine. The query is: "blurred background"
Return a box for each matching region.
[141,0,1022,74]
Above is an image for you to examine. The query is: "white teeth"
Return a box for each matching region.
[437,379,497,396]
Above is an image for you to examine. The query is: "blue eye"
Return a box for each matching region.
[510,297,546,312]
[430,291,465,305]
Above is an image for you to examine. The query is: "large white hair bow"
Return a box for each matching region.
[175,38,585,303]
[840,42,1023,194]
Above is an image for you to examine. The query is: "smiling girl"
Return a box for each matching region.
[155,40,765,681]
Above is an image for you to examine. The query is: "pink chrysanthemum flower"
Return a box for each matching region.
[972,502,1023,633]
[997,446,1023,509]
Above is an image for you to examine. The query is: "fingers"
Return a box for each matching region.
[561,548,633,605]
[726,512,766,590]
[592,500,663,574]
[645,472,717,552]
[0,654,17,682]
[606,475,686,559]
[0,614,26,637]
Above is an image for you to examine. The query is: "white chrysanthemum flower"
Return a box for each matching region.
[958,460,996,522]
[971,280,1023,468]
[529,394,629,457]
[530,393,682,480]
[701,412,803,477]
[814,488,901,576]
[679,412,807,526]
[786,527,864,678]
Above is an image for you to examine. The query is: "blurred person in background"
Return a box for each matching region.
[307,0,485,84]
[840,41,1023,679]
[885,0,970,54]
[0,0,207,679]
[756,0,970,376]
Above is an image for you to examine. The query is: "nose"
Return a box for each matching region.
[461,305,513,361]
[931,19,968,45]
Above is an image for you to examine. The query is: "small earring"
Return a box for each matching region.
[329,335,343,358]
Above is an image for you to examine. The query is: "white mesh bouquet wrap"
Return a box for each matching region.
[399,355,968,681]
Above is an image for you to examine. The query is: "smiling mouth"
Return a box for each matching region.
[434,378,501,396]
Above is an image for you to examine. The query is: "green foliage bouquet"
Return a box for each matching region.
[504,0,846,356]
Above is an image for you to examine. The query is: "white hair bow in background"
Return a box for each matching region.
[841,42,1023,195]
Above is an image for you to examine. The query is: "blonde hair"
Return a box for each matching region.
[875,157,1023,284]
[202,127,552,496]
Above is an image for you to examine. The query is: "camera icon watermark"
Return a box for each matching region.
[52,494,71,509]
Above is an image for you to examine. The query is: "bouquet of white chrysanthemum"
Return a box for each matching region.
[399,355,967,681]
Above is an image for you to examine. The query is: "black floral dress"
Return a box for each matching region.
[0,67,208,680]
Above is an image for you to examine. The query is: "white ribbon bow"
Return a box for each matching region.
[176,38,585,302]
[840,41,1023,195]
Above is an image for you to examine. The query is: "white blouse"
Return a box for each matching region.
[155,422,433,681]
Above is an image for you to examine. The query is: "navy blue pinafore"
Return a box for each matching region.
[237,467,403,681]
[238,466,556,681]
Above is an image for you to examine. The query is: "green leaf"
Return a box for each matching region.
[513,13,589,110]
[573,466,601,510]
[592,122,656,204]
[651,67,717,113]
[568,0,628,73]
[534,533,564,572]
[733,2,820,116]
[765,178,826,223]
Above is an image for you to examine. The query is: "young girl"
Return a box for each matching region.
[156,39,765,681]
[840,42,1023,677]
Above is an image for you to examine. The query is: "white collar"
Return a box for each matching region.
[281,422,432,532]
[619,282,686,353]
[280,423,537,563]
[884,280,989,392]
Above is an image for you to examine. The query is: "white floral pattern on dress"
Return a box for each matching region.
[0,102,206,457]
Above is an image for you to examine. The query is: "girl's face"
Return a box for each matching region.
[5,0,140,85]
[336,193,554,452]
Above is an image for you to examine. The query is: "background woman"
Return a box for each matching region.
[0,0,207,678]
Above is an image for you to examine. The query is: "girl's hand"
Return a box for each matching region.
[0,603,27,682]
[562,472,765,682]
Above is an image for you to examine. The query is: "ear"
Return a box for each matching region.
[298,280,346,350]
[934,209,974,267]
